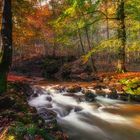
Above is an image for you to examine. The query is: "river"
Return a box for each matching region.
[28,83,140,140]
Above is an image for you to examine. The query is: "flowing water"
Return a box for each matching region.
[29,84,140,140]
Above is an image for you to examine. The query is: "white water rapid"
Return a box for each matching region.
[29,85,140,140]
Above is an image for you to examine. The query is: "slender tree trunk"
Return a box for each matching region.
[116,0,126,72]
[77,27,85,54]
[105,0,110,39]
[85,27,97,72]
[0,0,12,94]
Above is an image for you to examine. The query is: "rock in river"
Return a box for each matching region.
[85,93,96,102]
[38,108,57,121]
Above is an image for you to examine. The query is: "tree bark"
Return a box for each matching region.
[77,27,85,54]
[105,0,110,39]
[116,0,126,72]
[0,0,12,94]
[85,27,97,72]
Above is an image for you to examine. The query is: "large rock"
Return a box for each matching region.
[85,93,96,102]
[130,95,140,102]
[107,92,118,99]
[55,59,99,81]
[118,94,129,101]
[38,108,57,121]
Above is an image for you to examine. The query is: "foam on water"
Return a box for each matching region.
[29,85,133,125]
[28,85,140,140]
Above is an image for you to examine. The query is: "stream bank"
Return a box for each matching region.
[0,82,68,140]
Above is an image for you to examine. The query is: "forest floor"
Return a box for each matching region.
[0,74,68,140]
[8,71,140,86]
[7,71,140,92]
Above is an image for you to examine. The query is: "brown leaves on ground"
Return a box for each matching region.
[98,72,140,81]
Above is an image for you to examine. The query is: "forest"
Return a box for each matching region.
[0,0,140,140]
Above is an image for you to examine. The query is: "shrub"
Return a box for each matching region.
[120,78,140,95]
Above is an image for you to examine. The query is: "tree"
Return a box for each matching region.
[116,0,127,72]
[0,0,12,93]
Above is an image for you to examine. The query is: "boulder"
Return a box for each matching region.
[107,93,118,99]
[85,93,96,102]
[107,88,118,99]
[130,95,140,102]
[46,96,52,102]
[74,106,83,112]
[55,58,95,81]
[118,94,129,101]
[38,108,57,121]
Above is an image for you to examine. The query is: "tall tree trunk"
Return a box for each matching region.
[77,27,85,54]
[0,0,12,94]
[85,27,97,72]
[105,0,110,39]
[116,0,126,72]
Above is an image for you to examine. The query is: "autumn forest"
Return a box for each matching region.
[0,0,140,140]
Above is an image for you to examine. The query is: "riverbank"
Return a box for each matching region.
[0,82,68,140]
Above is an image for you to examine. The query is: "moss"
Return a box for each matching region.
[120,78,140,95]
[8,122,55,140]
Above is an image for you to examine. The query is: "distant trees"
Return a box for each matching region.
[0,0,139,84]
[0,0,12,93]
[51,0,140,72]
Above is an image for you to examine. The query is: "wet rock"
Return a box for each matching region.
[107,88,118,99]
[74,106,83,112]
[31,93,38,98]
[118,94,129,101]
[38,108,57,121]
[34,87,46,95]
[46,96,52,102]
[107,93,118,99]
[85,93,96,102]
[66,85,81,93]
[130,95,140,102]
